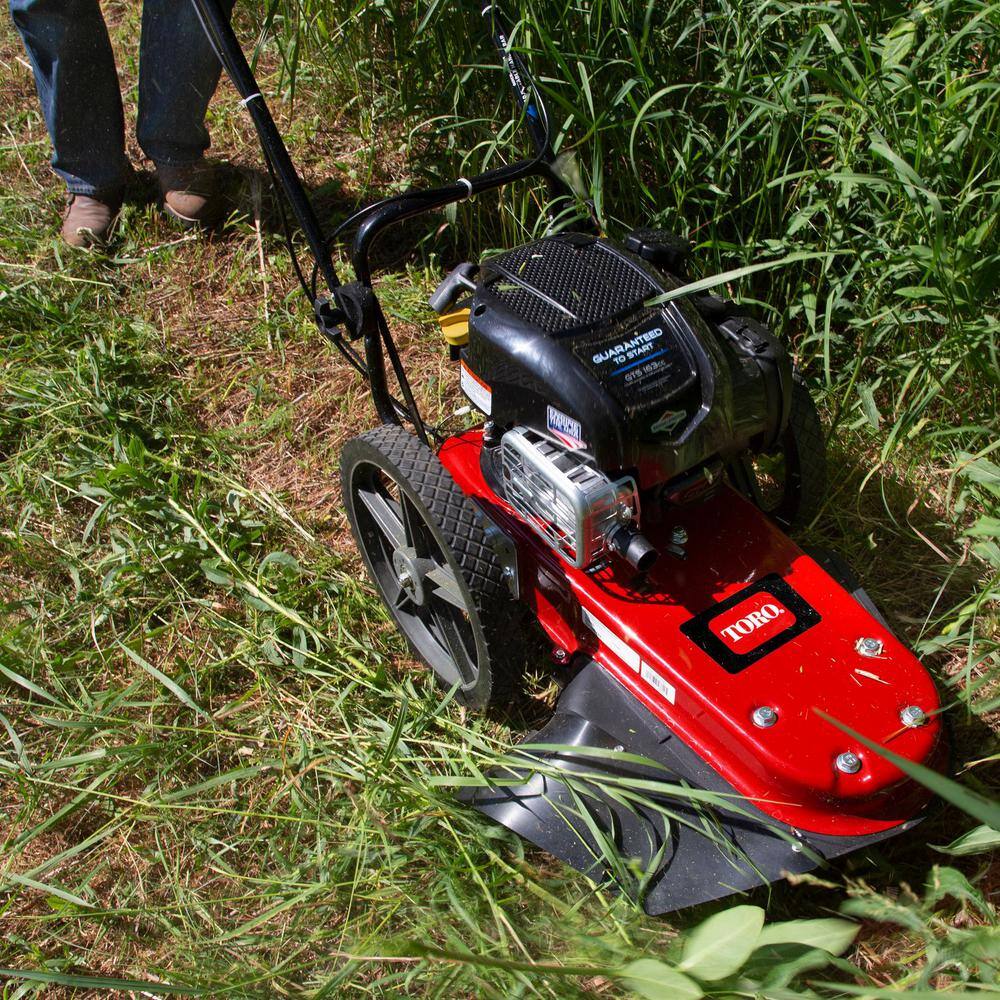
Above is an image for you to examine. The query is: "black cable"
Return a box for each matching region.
[375,303,428,444]
[260,145,312,300]
[189,2,398,408]
[310,2,557,298]
[194,0,339,290]
[194,0,552,445]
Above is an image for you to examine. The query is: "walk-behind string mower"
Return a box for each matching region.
[191,0,946,913]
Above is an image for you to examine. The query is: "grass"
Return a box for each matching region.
[1,0,998,996]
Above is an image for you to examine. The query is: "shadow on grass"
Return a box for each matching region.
[121,160,463,281]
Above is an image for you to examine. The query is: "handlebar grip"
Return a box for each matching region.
[428,262,478,313]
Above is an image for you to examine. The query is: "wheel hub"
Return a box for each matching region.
[392,546,428,605]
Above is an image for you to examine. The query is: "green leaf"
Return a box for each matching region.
[0,969,204,995]
[815,711,1000,831]
[965,516,1000,539]
[924,865,992,915]
[956,454,1000,497]
[742,943,847,989]
[644,251,836,307]
[200,556,234,586]
[3,873,94,909]
[259,550,300,573]
[0,663,60,704]
[858,383,881,429]
[841,895,927,934]
[159,762,278,802]
[678,905,765,980]
[813,984,989,998]
[937,824,1000,855]
[620,959,703,1000]
[117,642,208,719]
[755,918,859,956]
[970,539,1000,568]
[882,17,917,68]
[895,285,947,301]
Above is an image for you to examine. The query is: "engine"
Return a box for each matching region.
[456,231,794,569]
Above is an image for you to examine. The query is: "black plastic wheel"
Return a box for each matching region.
[733,374,827,530]
[341,424,527,708]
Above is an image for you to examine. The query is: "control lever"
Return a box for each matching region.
[429,262,478,314]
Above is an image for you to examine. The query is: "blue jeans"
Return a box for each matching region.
[10,0,234,199]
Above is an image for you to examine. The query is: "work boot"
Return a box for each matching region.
[61,193,120,248]
[156,161,221,226]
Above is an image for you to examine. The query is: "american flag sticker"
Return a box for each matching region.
[546,405,586,450]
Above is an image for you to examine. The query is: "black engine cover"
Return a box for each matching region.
[461,233,791,489]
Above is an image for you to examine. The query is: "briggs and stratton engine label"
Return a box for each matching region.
[546,405,586,450]
[589,316,673,385]
[590,324,664,370]
[572,310,698,413]
[680,574,820,673]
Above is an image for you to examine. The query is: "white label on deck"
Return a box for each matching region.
[640,661,676,704]
[582,606,676,704]
[581,606,640,671]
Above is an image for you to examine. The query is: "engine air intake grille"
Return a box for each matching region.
[485,237,655,334]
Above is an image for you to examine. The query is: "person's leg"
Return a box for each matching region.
[9,0,129,201]
[136,0,234,168]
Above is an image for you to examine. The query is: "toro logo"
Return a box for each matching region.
[709,594,794,653]
[681,574,820,674]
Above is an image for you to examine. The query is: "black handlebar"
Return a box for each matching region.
[348,3,564,285]
[351,156,551,285]
[189,0,570,440]
[190,0,561,295]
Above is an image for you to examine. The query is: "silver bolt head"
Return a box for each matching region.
[613,744,625,753]
[856,636,884,657]
[900,705,927,728]
[397,569,413,587]
[553,648,568,663]
[671,526,689,545]
[836,751,862,774]
[752,706,778,728]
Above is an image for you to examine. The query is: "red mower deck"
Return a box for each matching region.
[441,430,943,838]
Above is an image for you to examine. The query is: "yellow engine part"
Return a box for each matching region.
[438,308,470,347]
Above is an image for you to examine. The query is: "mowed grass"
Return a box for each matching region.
[1,2,998,998]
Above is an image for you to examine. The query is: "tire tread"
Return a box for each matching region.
[342,425,528,706]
